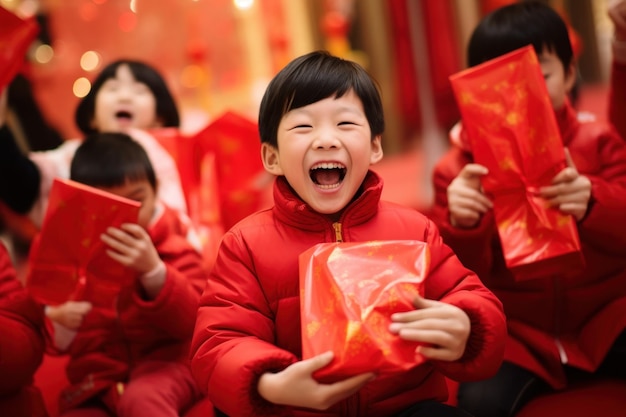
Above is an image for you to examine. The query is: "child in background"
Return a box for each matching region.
[0,241,48,417]
[0,59,187,228]
[431,2,626,416]
[190,50,506,417]
[609,0,626,138]
[44,132,205,417]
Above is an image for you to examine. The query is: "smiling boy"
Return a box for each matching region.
[190,50,506,417]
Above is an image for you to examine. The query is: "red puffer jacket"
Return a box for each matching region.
[191,171,506,417]
[609,60,626,140]
[0,242,48,417]
[432,100,626,389]
[57,205,206,411]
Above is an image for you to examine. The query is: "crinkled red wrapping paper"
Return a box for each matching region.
[26,178,140,309]
[0,6,39,89]
[299,241,430,383]
[449,45,584,281]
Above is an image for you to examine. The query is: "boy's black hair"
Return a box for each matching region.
[70,132,157,191]
[75,59,180,135]
[258,50,384,148]
[468,1,573,69]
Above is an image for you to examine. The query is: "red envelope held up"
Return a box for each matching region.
[26,178,141,309]
[299,240,430,383]
[0,6,39,89]
[449,45,584,281]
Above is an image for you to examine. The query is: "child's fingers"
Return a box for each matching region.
[459,163,489,179]
[563,148,579,173]
[120,223,148,238]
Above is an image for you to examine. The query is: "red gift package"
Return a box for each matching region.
[0,6,39,89]
[26,178,141,309]
[449,45,584,281]
[299,240,430,383]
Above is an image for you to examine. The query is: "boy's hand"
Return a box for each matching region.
[257,352,375,410]
[389,296,470,362]
[45,301,93,330]
[447,163,492,228]
[538,149,591,221]
[101,223,161,274]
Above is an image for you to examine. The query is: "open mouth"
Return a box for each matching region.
[115,110,133,122]
[310,162,347,189]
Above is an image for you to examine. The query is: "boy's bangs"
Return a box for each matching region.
[285,75,352,113]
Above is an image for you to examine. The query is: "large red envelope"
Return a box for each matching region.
[299,240,430,383]
[191,111,267,229]
[0,6,39,89]
[148,127,224,269]
[449,45,584,281]
[25,178,141,309]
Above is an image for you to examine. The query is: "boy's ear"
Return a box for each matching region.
[564,62,577,94]
[261,143,283,175]
[369,135,384,165]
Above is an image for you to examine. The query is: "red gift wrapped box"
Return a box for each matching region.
[25,178,141,309]
[449,45,584,281]
[299,240,430,383]
[0,6,39,89]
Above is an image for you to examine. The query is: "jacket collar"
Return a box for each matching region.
[272,170,383,232]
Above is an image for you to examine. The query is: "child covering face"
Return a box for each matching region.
[190,50,506,417]
[43,132,206,416]
[431,2,626,416]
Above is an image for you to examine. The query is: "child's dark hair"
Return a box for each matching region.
[468,1,573,69]
[258,50,384,148]
[75,59,180,135]
[70,132,157,191]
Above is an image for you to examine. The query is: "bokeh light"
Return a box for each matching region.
[73,77,91,98]
[34,44,54,64]
[80,51,101,72]
[233,0,253,11]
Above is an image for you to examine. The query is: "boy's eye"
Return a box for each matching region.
[338,121,356,126]
[290,124,312,130]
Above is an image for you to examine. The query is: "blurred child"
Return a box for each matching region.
[609,0,626,138]
[431,2,626,416]
[190,50,507,417]
[44,132,205,417]
[0,59,187,228]
[0,240,48,417]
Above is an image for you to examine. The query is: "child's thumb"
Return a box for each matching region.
[412,295,436,309]
[74,301,93,314]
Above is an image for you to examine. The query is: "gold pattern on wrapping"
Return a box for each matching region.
[499,156,516,171]
[557,214,571,227]
[506,111,521,126]
[307,320,321,338]
[344,320,370,358]
[459,91,473,105]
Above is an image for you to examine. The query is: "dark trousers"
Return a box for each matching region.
[215,401,473,416]
[457,331,626,417]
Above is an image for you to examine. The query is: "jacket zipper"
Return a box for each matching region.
[333,222,343,242]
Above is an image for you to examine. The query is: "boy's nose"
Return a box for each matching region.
[117,87,134,100]
[313,129,341,149]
